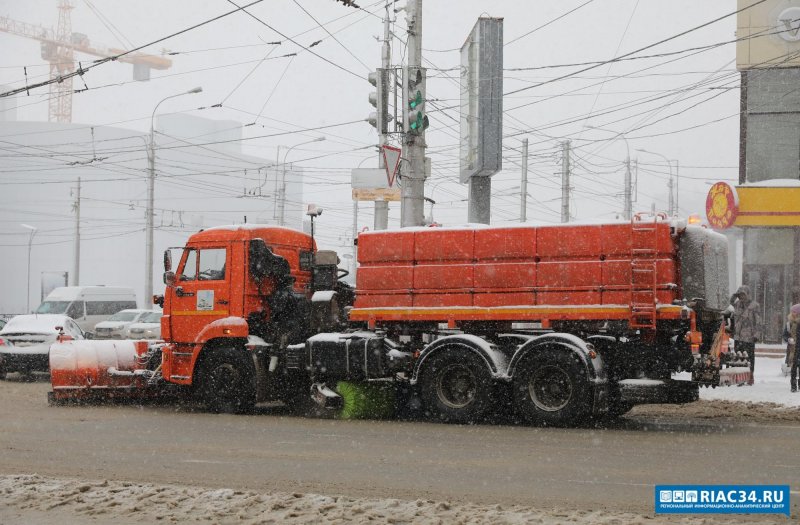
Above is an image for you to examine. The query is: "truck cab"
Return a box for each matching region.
[161,225,315,345]
[156,225,351,411]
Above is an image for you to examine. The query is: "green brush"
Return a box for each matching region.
[336,381,395,420]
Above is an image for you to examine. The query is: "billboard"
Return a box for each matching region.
[460,17,504,183]
[737,0,800,69]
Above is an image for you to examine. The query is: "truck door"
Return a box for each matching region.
[169,245,231,343]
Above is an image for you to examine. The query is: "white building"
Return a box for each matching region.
[0,115,304,313]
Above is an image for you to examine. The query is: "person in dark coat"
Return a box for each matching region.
[730,285,762,384]
[792,304,800,392]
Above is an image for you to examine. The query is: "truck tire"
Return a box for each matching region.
[196,347,255,414]
[513,347,591,427]
[418,348,494,424]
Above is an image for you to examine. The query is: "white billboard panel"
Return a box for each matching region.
[460,17,503,183]
[737,0,800,69]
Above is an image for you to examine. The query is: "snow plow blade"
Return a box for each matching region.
[49,340,156,403]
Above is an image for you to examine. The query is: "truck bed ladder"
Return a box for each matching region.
[630,213,663,330]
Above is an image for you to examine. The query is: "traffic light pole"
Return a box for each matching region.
[401,0,426,227]
[374,0,391,231]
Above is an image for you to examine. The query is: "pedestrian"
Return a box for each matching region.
[792,304,800,392]
[730,285,762,385]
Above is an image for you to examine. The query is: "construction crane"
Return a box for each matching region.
[0,0,172,123]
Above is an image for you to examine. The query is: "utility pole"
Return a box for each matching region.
[674,160,680,217]
[561,140,571,223]
[667,176,674,216]
[72,177,80,286]
[374,0,392,230]
[352,200,358,280]
[400,0,427,227]
[520,138,528,222]
[623,156,632,220]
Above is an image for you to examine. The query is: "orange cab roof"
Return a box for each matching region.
[188,224,315,249]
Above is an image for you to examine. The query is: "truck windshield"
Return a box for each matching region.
[35,301,70,314]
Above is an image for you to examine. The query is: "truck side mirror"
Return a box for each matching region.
[163,271,176,287]
[163,250,172,272]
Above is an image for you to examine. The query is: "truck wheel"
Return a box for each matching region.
[196,348,255,414]
[513,348,591,427]
[418,349,494,424]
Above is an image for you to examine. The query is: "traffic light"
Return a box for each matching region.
[404,67,428,135]
[367,69,388,134]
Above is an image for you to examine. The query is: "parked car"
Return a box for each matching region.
[36,286,137,334]
[93,309,152,339]
[125,310,163,340]
[0,319,6,331]
[0,314,84,377]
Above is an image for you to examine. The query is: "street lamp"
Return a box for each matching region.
[277,136,326,226]
[21,223,37,313]
[586,125,632,220]
[636,148,676,216]
[145,86,202,308]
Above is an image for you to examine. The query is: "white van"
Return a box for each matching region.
[35,286,137,334]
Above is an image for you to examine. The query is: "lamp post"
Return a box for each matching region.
[21,223,37,313]
[146,86,202,308]
[637,148,675,216]
[277,136,325,226]
[586,125,632,220]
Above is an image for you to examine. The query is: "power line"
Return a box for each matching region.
[0,0,267,99]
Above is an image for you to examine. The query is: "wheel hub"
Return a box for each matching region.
[529,365,573,412]
[436,364,477,409]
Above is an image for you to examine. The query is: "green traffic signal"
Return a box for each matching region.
[409,90,423,110]
[409,111,429,133]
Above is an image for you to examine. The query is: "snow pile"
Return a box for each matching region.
[0,474,758,525]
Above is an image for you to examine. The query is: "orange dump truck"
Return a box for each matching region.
[49,216,745,425]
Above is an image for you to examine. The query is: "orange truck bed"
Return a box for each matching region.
[351,222,683,327]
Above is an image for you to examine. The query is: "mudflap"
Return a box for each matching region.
[619,379,699,405]
[591,378,610,416]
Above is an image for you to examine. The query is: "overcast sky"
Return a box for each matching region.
[0,0,742,312]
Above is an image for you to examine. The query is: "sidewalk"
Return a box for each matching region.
[755,343,787,358]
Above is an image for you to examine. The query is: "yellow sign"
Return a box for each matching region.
[352,188,401,202]
[707,183,800,227]
[735,186,800,226]
[706,182,738,229]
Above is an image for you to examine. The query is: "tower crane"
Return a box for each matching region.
[0,0,172,122]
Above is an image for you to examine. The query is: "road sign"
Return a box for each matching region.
[382,145,402,187]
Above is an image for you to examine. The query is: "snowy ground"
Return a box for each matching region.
[698,356,800,407]
[0,474,788,525]
[1,357,797,524]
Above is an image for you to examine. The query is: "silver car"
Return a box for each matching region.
[0,314,84,377]
[125,311,163,340]
[93,309,151,339]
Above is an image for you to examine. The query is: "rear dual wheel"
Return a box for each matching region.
[513,347,591,427]
[418,349,495,424]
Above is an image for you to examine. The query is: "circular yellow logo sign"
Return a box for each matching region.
[705,182,738,229]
